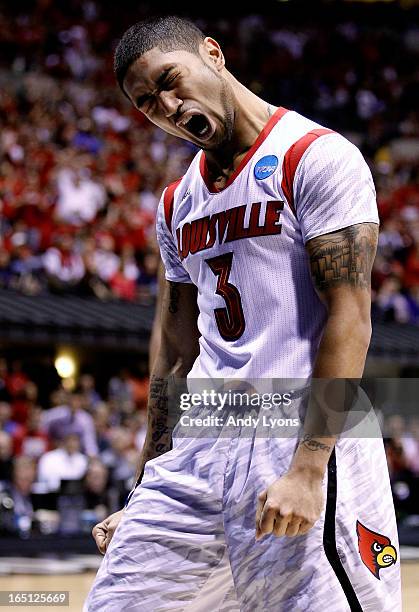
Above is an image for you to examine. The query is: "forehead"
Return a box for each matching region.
[123,47,198,98]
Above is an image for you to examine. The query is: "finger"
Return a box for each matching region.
[92,522,105,539]
[103,534,112,553]
[285,517,302,537]
[107,520,119,541]
[95,529,108,555]
[272,513,290,537]
[255,491,267,540]
[258,501,276,539]
[298,520,315,536]
[98,539,107,555]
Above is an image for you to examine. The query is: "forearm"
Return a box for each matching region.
[311,310,371,378]
[290,314,371,478]
[134,372,169,485]
[134,353,191,485]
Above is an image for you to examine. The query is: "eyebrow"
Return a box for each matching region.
[135,66,176,108]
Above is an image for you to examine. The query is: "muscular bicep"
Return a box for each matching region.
[158,279,200,372]
[306,222,378,316]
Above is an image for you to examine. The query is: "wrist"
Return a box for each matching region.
[288,436,335,481]
[287,462,325,482]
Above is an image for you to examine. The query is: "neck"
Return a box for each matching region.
[204,73,275,179]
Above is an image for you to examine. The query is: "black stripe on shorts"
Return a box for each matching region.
[323,449,363,612]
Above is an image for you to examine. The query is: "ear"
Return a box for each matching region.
[201,37,225,71]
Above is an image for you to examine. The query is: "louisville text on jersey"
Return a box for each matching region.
[176,200,284,260]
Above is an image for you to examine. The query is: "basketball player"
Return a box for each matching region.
[85,16,401,611]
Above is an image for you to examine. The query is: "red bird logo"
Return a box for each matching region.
[356,520,397,579]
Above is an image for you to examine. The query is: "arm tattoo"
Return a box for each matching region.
[301,434,332,453]
[135,375,171,485]
[307,223,378,291]
[148,376,170,454]
[149,375,168,401]
[168,282,180,313]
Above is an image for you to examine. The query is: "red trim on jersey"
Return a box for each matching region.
[281,128,334,216]
[163,178,182,231]
[200,106,289,194]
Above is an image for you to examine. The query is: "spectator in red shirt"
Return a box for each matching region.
[11,381,38,425]
[109,247,138,302]
[5,361,28,397]
[13,406,51,459]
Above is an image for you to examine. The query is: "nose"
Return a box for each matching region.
[158,90,182,118]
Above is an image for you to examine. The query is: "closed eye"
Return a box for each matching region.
[136,94,153,110]
[136,72,180,112]
[163,74,179,88]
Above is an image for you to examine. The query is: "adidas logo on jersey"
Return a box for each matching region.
[181,188,192,203]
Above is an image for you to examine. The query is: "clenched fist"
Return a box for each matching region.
[255,470,324,540]
[92,509,125,554]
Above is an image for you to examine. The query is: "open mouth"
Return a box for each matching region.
[382,554,393,564]
[176,112,214,141]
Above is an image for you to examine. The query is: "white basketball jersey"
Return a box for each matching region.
[156,107,379,379]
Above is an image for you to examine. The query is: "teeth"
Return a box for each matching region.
[177,114,194,128]
[176,113,210,139]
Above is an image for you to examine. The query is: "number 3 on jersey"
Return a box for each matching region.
[205,252,245,341]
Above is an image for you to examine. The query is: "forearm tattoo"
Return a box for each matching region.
[301,434,332,453]
[148,376,170,454]
[135,375,171,484]
[307,223,378,291]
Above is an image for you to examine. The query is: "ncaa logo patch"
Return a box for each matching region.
[254,155,278,180]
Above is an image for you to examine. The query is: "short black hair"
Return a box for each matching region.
[114,16,205,93]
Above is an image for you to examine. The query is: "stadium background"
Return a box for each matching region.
[0,0,418,609]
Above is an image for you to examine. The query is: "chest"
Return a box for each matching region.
[173,162,299,263]
[176,199,287,262]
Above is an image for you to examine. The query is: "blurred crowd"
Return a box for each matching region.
[0,2,194,304]
[0,2,418,317]
[385,415,419,522]
[0,357,148,537]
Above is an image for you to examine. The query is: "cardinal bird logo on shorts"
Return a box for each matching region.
[356,520,397,579]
